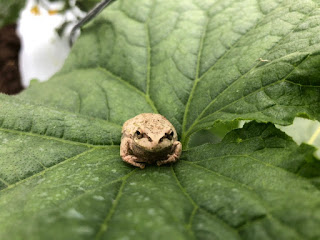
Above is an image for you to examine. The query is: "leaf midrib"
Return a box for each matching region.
[96,67,159,113]
[170,166,199,238]
[95,169,136,239]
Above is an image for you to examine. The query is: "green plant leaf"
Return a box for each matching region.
[187,120,240,148]
[18,0,320,144]
[0,0,25,28]
[1,0,320,239]
[1,121,319,239]
[75,0,110,12]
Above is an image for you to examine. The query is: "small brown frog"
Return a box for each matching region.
[120,113,182,169]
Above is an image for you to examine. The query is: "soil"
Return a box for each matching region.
[0,24,23,95]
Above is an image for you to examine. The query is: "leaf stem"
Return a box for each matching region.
[308,126,320,145]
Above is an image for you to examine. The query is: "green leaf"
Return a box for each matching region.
[1,122,319,239]
[75,0,108,12]
[1,0,320,239]
[18,0,320,145]
[187,120,240,148]
[0,0,25,28]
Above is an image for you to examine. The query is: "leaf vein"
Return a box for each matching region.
[0,127,100,148]
[197,2,293,81]
[96,82,111,121]
[192,153,312,183]
[171,166,198,234]
[0,148,96,193]
[145,0,159,113]
[198,208,242,237]
[172,165,241,237]
[0,178,9,187]
[181,15,209,136]
[183,3,316,140]
[95,169,136,239]
[187,53,312,136]
[181,160,305,238]
[97,67,158,113]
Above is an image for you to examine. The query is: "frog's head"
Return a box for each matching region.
[132,113,177,152]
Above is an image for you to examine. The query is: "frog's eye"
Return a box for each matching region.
[136,130,143,139]
[166,131,174,140]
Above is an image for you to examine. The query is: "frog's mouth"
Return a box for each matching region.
[135,142,171,153]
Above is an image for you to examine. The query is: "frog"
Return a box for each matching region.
[120,113,182,169]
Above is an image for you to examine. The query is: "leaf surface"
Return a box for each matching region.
[1,0,320,239]
[1,122,319,239]
[18,0,320,143]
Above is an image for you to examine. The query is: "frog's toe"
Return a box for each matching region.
[122,155,145,169]
[157,157,177,166]
[137,163,145,169]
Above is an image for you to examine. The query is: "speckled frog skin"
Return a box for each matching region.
[120,113,182,169]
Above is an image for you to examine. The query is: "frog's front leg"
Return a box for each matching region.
[120,137,145,169]
[157,141,182,166]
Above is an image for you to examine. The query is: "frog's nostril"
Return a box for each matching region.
[148,136,152,142]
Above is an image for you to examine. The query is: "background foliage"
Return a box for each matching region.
[0,0,25,28]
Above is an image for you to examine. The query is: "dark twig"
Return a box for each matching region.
[69,0,114,46]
